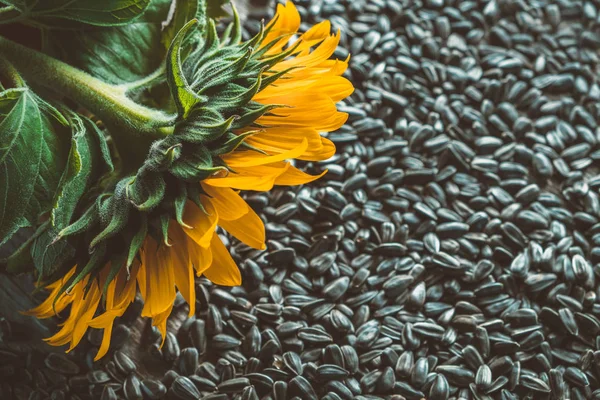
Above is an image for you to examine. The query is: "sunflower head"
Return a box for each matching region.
[27,1,353,359]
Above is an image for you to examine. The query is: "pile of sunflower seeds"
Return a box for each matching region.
[3,0,600,398]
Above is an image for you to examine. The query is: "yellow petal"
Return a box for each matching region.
[223,138,308,167]
[89,264,139,360]
[153,303,173,347]
[136,258,147,301]
[302,20,331,40]
[25,267,76,318]
[203,235,241,286]
[275,32,341,71]
[313,76,355,102]
[182,197,218,248]
[112,262,140,310]
[257,109,348,132]
[201,184,248,221]
[94,320,114,361]
[298,137,336,161]
[169,223,196,317]
[187,236,213,276]
[45,283,86,347]
[275,164,328,186]
[247,127,323,149]
[204,163,290,191]
[140,237,176,318]
[262,2,300,55]
[69,281,101,351]
[219,206,266,250]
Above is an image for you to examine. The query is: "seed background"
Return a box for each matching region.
[2,0,600,399]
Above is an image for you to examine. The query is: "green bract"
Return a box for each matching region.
[0,0,276,288]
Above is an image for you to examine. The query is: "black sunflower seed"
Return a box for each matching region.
[169,377,201,400]
[519,374,550,393]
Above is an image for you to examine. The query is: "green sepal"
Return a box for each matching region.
[57,196,104,239]
[239,24,266,53]
[126,215,148,269]
[194,49,252,93]
[199,16,220,54]
[256,40,302,70]
[159,213,171,246]
[101,248,128,296]
[236,140,268,155]
[186,183,205,211]
[167,18,207,118]
[231,103,279,129]
[210,131,256,155]
[221,2,242,45]
[168,143,214,181]
[259,67,298,91]
[86,117,114,173]
[76,243,109,294]
[89,182,131,249]
[206,75,263,111]
[173,182,189,227]
[176,108,237,143]
[128,173,166,211]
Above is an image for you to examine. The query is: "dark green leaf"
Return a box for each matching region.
[0,0,151,27]
[30,228,76,279]
[0,88,70,246]
[1,223,46,274]
[46,0,173,85]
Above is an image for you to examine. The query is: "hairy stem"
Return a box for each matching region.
[0,35,176,138]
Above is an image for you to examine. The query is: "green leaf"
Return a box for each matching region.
[46,0,173,85]
[0,88,70,246]
[51,113,113,231]
[1,222,46,274]
[0,0,151,27]
[30,228,76,279]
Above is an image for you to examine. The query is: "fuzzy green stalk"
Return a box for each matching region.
[0,35,176,170]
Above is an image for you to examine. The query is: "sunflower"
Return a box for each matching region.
[27,1,353,360]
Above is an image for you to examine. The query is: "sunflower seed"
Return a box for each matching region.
[169,377,201,400]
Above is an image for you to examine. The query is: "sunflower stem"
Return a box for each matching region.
[0,35,176,138]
